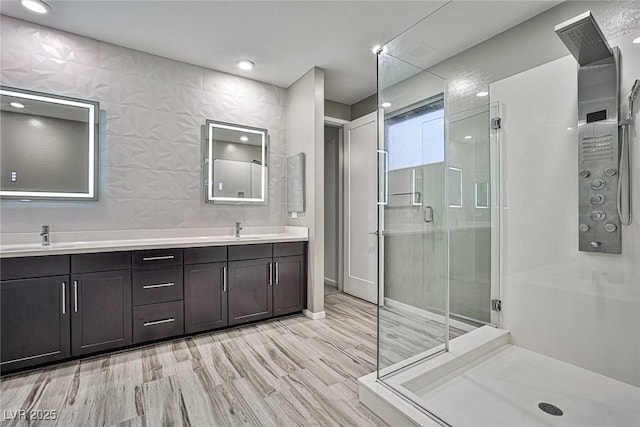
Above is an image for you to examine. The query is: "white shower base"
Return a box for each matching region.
[359,326,640,426]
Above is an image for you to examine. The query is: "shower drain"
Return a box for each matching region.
[538,402,563,416]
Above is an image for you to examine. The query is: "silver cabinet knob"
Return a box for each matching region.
[590,179,606,190]
[579,224,590,232]
[578,169,590,178]
[604,223,617,232]
[589,193,605,205]
[589,210,606,221]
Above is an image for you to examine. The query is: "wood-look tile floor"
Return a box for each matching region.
[0,288,464,427]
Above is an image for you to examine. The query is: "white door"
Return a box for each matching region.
[343,112,378,303]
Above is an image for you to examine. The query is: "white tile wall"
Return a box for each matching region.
[490,30,640,387]
[0,16,288,233]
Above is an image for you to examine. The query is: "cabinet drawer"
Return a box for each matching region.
[1,255,69,280]
[274,242,306,257]
[228,244,272,261]
[133,301,184,344]
[184,246,226,264]
[133,267,183,306]
[133,249,183,269]
[72,251,131,274]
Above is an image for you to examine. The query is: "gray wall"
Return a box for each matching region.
[1,111,89,193]
[0,16,287,232]
[324,100,350,121]
[323,125,339,286]
[351,94,376,120]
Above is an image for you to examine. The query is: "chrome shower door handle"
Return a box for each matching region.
[377,149,389,206]
[424,206,434,223]
[412,168,422,206]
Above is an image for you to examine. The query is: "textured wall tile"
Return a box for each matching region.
[0,16,288,232]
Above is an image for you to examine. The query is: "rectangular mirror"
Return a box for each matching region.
[0,86,99,201]
[204,120,268,204]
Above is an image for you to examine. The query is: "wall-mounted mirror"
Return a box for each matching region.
[204,120,268,204]
[0,86,99,201]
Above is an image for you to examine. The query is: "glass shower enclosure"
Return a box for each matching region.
[376,24,500,411]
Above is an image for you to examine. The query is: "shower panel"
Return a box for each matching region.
[555,11,621,254]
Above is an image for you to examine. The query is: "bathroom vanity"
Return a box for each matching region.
[0,229,307,373]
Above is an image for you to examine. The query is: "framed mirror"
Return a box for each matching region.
[204,120,268,204]
[0,86,99,201]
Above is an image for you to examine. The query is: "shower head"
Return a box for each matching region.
[555,11,612,66]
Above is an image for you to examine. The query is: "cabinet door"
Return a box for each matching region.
[184,262,228,333]
[228,258,272,325]
[1,276,70,372]
[273,256,305,316]
[71,270,132,356]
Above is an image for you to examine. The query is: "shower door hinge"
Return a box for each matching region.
[491,117,502,130]
[491,299,502,312]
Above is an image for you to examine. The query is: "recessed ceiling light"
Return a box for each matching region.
[464,135,473,139]
[476,91,489,97]
[240,135,249,142]
[236,60,254,71]
[381,102,392,108]
[633,36,640,44]
[10,102,25,109]
[21,0,50,14]
[567,127,573,131]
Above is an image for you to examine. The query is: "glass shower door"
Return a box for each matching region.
[377,52,449,379]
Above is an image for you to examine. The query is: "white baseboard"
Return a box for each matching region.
[384,298,476,333]
[303,309,326,320]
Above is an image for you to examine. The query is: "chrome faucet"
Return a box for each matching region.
[235,222,243,238]
[41,225,50,246]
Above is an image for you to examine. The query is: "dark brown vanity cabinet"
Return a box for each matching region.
[70,251,132,356]
[184,247,228,333]
[228,242,305,326]
[0,255,71,372]
[0,240,306,373]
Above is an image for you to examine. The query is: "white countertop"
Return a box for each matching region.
[0,226,308,258]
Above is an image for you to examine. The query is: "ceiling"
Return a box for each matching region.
[1,1,560,105]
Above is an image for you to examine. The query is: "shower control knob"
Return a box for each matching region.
[579,223,590,232]
[589,210,606,221]
[590,241,602,248]
[604,223,617,233]
[604,168,617,177]
[578,169,590,178]
[590,179,606,190]
[589,193,605,205]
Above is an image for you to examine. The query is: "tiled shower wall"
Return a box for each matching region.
[0,16,287,233]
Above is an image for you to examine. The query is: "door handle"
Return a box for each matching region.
[73,280,78,313]
[412,169,422,206]
[424,206,434,223]
[223,266,227,292]
[143,282,174,289]
[61,282,66,315]
[368,231,379,236]
[275,262,279,285]
[377,149,389,206]
[268,262,273,286]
